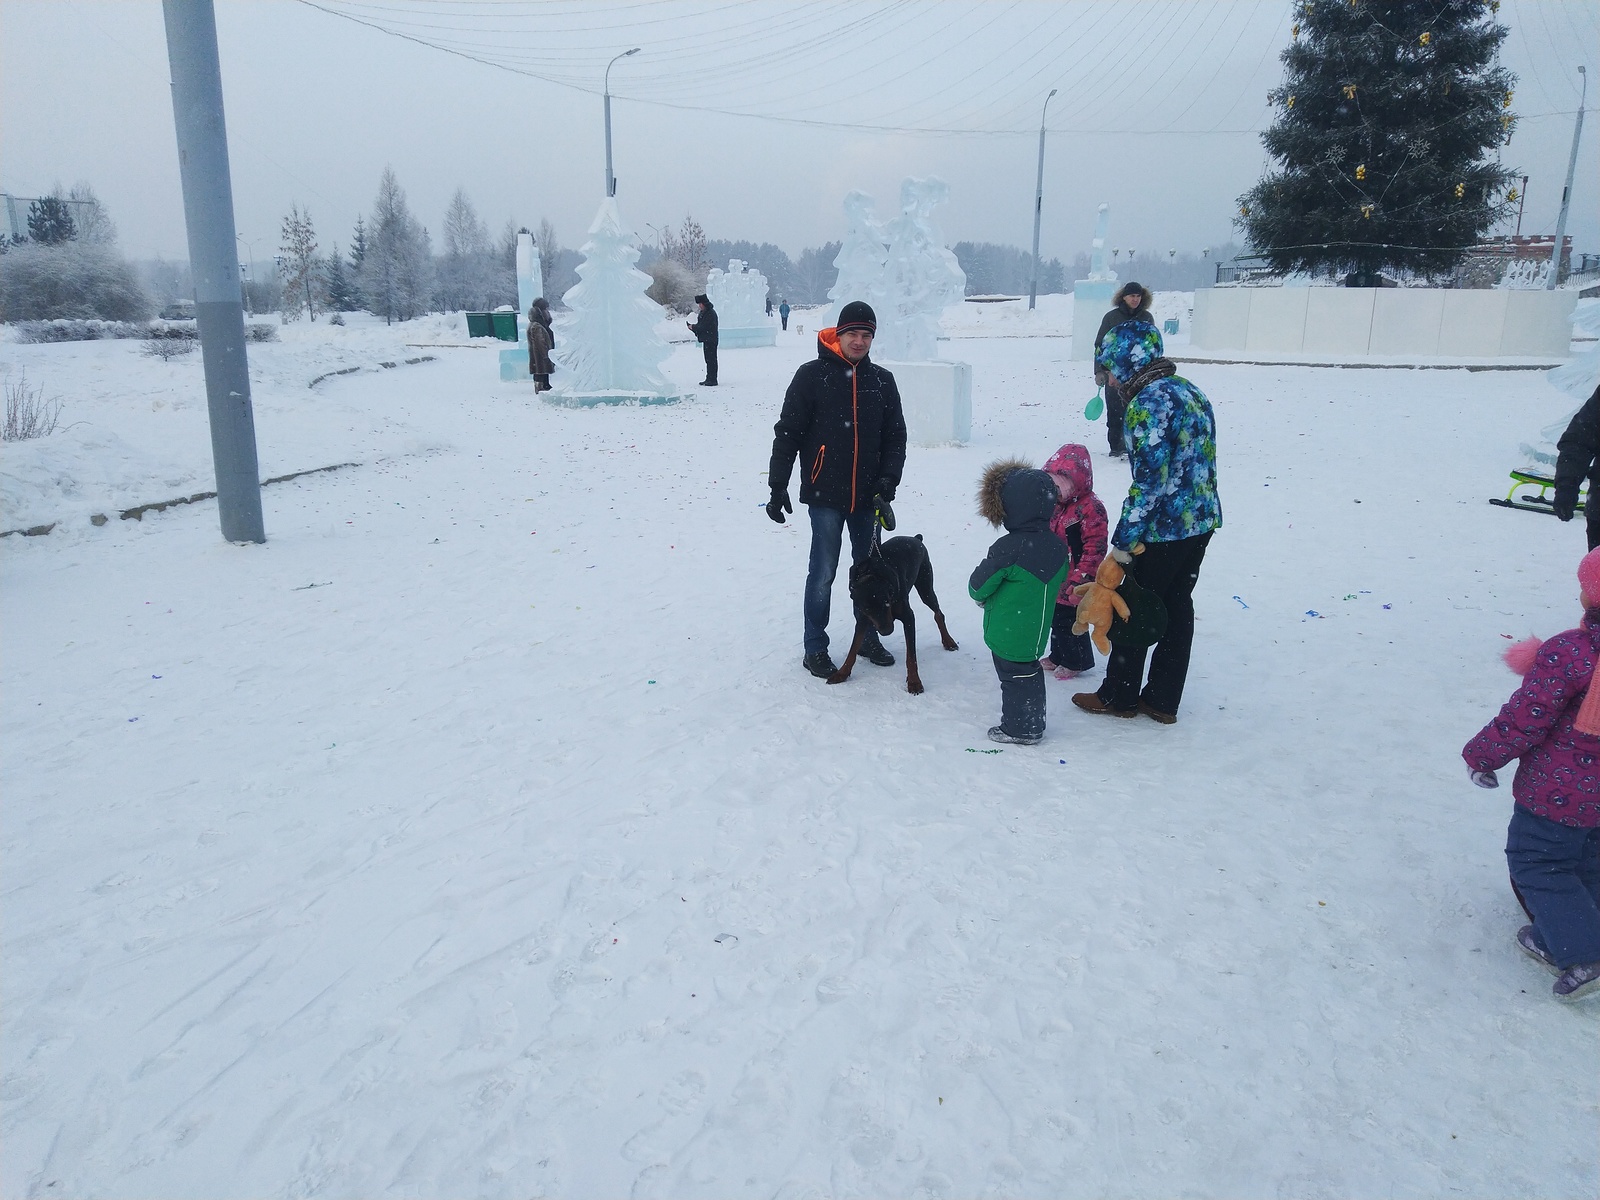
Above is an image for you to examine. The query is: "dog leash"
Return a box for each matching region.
[869,495,895,560]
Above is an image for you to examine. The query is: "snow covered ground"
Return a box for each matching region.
[3,309,1597,1198]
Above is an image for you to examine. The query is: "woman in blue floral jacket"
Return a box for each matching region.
[1072,319,1221,724]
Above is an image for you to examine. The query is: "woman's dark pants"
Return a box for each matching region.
[1105,379,1128,456]
[1098,532,1212,716]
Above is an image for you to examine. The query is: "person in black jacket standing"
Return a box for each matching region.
[1553,384,1600,549]
[767,301,908,678]
[688,293,719,386]
[1091,282,1152,458]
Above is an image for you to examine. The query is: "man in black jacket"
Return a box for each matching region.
[767,300,909,678]
[688,294,718,386]
[1092,281,1152,458]
[1553,384,1600,548]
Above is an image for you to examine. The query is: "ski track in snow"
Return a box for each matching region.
[3,308,1597,1198]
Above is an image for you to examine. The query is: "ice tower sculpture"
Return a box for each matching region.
[550,198,684,406]
[498,231,546,380]
[706,259,777,348]
[825,191,888,329]
[1072,202,1117,361]
[1085,204,1116,283]
[873,177,966,363]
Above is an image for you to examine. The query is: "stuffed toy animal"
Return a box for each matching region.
[1071,551,1132,656]
[1071,543,1168,654]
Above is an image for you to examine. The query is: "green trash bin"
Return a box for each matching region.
[490,311,519,341]
[465,312,494,338]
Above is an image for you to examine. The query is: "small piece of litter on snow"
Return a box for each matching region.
[1382,604,1392,610]
[1305,610,1322,618]
[714,933,738,945]
[1344,594,1358,600]
[1318,900,1327,906]
[1059,759,1067,764]
[128,717,138,722]
[648,680,656,685]
[151,674,161,679]
[1232,595,1249,608]
[293,582,331,591]
[966,748,1002,754]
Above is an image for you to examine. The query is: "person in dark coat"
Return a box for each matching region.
[1553,385,1600,549]
[779,300,791,331]
[688,294,718,386]
[766,300,908,679]
[1092,282,1153,458]
[526,298,555,391]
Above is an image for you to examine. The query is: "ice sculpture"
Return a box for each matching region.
[706,260,767,328]
[705,259,777,347]
[872,177,967,363]
[550,198,683,405]
[826,191,888,328]
[1086,203,1116,282]
[516,230,544,315]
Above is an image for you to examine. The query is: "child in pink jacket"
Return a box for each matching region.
[1039,443,1109,679]
[1462,546,1600,1002]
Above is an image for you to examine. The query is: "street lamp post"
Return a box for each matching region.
[1028,88,1058,311]
[1547,65,1586,290]
[604,47,641,198]
[236,233,261,314]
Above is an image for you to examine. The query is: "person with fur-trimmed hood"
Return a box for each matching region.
[1092,282,1152,458]
[1073,318,1220,725]
[969,461,1070,745]
[766,301,908,679]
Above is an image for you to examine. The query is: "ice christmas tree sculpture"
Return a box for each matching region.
[874,177,966,362]
[1238,0,1517,282]
[826,191,888,329]
[552,199,681,402]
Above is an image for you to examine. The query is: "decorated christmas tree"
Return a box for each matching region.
[552,199,679,401]
[1238,0,1518,282]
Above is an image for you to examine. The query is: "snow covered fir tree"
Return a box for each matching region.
[1238,0,1518,284]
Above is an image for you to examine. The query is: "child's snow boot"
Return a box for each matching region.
[1516,925,1559,975]
[1553,960,1600,1002]
[987,726,1041,746]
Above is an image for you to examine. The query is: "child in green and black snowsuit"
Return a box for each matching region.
[969,459,1069,745]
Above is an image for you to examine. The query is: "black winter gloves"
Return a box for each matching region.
[1553,493,1577,522]
[875,478,896,502]
[766,488,792,524]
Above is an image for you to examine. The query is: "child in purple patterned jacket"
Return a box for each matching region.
[1462,547,1600,1002]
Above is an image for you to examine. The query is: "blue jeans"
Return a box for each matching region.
[804,505,880,656]
[1506,806,1600,968]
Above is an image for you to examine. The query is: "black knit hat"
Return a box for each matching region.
[836,300,876,334]
[694,293,710,305]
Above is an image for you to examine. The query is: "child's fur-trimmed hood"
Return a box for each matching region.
[978,457,1033,527]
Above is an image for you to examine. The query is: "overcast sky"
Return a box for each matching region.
[3,0,1594,269]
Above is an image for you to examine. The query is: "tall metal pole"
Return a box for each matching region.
[162,0,264,543]
[1547,66,1586,290]
[1028,88,1057,311]
[604,48,640,198]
